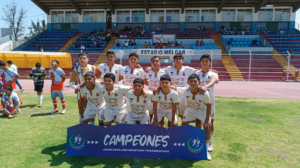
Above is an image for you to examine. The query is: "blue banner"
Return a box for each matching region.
[66,124,207,160]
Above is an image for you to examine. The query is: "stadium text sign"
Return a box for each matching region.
[66,124,207,160]
[134,49,194,56]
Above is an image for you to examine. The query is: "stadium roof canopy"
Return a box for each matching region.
[32,0,300,15]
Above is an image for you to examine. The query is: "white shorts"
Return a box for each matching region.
[103,109,127,123]
[211,105,215,120]
[83,104,104,121]
[125,111,150,124]
[183,109,210,124]
[157,109,177,122]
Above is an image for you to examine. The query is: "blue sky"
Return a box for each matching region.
[0,0,46,35]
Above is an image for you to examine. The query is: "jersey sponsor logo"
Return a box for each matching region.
[158,96,161,100]
[170,72,174,76]
[187,137,204,154]
[130,98,133,102]
[69,134,85,150]
[125,70,128,74]
[102,91,105,94]
[149,74,152,78]
[186,96,189,99]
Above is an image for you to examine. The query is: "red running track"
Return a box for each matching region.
[17,79,300,99]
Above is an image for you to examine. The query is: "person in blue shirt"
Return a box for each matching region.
[7,60,23,92]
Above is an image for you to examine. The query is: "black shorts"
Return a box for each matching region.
[34,84,44,92]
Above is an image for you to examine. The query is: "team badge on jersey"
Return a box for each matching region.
[137,73,139,76]
[199,100,202,102]
[115,70,118,74]
[130,98,133,102]
[115,94,118,97]
[158,96,161,100]
[170,98,172,101]
[186,96,189,99]
[170,72,174,76]
[183,73,185,76]
[144,100,146,103]
[96,93,99,96]
[149,74,152,78]
[125,70,128,74]
[208,76,210,79]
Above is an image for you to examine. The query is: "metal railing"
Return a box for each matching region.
[0,35,11,45]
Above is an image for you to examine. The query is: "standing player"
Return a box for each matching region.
[80,72,105,126]
[49,60,66,114]
[70,53,96,123]
[124,78,152,124]
[2,86,22,118]
[7,60,24,92]
[195,54,219,152]
[101,73,132,126]
[175,74,212,160]
[122,53,146,86]
[152,75,179,127]
[144,56,166,123]
[0,60,20,91]
[96,51,124,83]
[30,62,47,107]
[164,54,196,119]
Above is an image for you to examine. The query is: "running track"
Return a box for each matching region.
[18,79,300,99]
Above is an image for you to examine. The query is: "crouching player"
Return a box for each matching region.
[152,75,179,127]
[124,78,152,124]
[101,73,132,126]
[80,72,105,126]
[2,86,22,118]
[175,74,212,160]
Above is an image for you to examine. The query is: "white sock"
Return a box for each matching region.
[38,95,43,104]
[206,143,209,152]
[88,122,95,125]
[210,134,214,145]
[79,116,83,123]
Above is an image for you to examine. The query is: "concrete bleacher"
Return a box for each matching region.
[231,52,295,81]
[225,37,264,48]
[222,30,259,35]
[23,31,77,52]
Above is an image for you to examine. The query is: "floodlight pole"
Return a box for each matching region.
[211,50,213,69]
[248,50,252,81]
[286,51,291,82]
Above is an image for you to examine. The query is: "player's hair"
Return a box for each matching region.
[160,74,171,82]
[84,71,95,78]
[106,51,115,57]
[5,86,13,91]
[0,60,6,66]
[133,78,144,85]
[78,52,89,58]
[129,52,139,59]
[104,72,115,82]
[173,53,184,60]
[188,74,200,81]
[151,56,160,61]
[200,54,211,62]
[52,60,59,65]
[7,60,12,64]
[36,62,41,68]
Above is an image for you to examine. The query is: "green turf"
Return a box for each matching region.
[0,93,299,168]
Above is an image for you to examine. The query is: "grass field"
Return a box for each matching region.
[0,93,299,168]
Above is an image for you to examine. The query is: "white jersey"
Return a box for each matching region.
[125,90,153,114]
[177,87,211,113]
[2,92,20,103]
[80,83,105,110]
[195,70,218,105]
[145,68,166,91]
[164,66,195,87]
[97,63,123,83]
[151,89,179,111]
[122,66,145,86]
[101,85,131,114]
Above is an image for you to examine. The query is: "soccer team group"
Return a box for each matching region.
[0,51,218,160]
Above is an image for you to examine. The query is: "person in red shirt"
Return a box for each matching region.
[200,39,205,47]
[155,42,159,48]
[159,42,164,49]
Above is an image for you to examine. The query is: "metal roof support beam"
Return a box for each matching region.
[106,0,115,14]
[31,0,50,15]
[293,2,300,12]
[68,0,82,15]
[218,0,226,13]
[144,0,149,14]
[182,0,186,14]
[255,0,268,13]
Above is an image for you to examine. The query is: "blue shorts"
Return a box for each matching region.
[51,90,64,99]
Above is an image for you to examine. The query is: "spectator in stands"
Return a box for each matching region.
[129,26,133,31]
[179,41,184,48]
[92,35,96,41]
[245,26,249,30]
[252,39,258,45]
[159,42,164,49]
[72,59,79,70]
[80,44,85,50]
[144,42,148,48]
[288,48,294,59]
[280,30,285,34]
[175,41,179,47]
[157,26,162,31]
[115,29,119,37]
[241,30,245,35]
[36,45,41,51]
[75,41,80,47]
[171,41,175,48]
[220,25,225,32]
[152,30,155,35]
[100,29,104,35]
[272,30,278,34]
[116,41,121,47]
[124,41,129,48]
[87,35,92,41]
[125,25,129,31]
[228,38,234,45]
[198,26,202,31]
[129,40,133,46]
[196,40,200,46]
[155,42,159,48]
[200,39,205,47]
[132,39,136,46]
[167,42,171,49]
[135,26,140,30]
[101,35,106,41]
[233,25,237,30]
[93,41,97,45]
[106,34,111,42]
[148,42,151,47]
[202,25,206,31]
[141,28,145,37]
[97,35,101,41]
[241,26,244,30]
